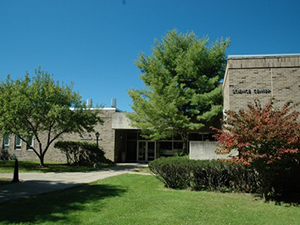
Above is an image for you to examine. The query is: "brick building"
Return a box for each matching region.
[223,54,300,112]
[0,107,216,163]
[0,108,119,163]
[3,54,298,163]
[192,54,300,160]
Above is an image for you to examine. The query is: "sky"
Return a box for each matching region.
[1,0,300,112]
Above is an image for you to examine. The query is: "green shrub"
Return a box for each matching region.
[148,157,191,189]
[256,160,300,201]
[54,141,113,166]
[149,157,260,193]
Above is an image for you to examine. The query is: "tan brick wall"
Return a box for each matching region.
[223,55,300,112]
[55,109,116,162]
[223,67,230,111]
[0,134,45,162]
[0,109,117,163]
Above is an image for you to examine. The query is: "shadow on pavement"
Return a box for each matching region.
[104,163,148,172]
[0,180,85,203]
[0,182,126,224]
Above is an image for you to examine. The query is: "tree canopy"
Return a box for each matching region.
[0,68,102,166]
[128,30,229,154]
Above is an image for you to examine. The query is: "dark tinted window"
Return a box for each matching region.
[203,133,216,141]
[127,132,137,140]
[173,134,182,141]
[173,142,183,150]
[188,133,203,141]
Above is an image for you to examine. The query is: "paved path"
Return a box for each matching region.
[0,163,148,203]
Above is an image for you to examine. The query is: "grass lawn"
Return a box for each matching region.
[0,174,300,224]
[0,160,114,173]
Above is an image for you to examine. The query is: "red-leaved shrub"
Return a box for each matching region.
[212,99,300,201]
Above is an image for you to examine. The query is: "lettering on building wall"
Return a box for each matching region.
[253,89,271,94]
[232,89,271,94]
[232,89,252,94]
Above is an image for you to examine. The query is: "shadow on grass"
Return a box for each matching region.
[266,193,300,206]
[0,182,126,224]
[0,160,148,173]
[0,160,115,173]
[0,178,11,186]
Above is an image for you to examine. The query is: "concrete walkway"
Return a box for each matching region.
[0,163,148,203]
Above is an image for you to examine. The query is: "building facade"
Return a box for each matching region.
[223,54,300,112]
[0,107,216,163]
[3,54,298,163]
[190,54,300,160]
[0,109,118,163]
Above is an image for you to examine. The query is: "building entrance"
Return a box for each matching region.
[137,141,156,162]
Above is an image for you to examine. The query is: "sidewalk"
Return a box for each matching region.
[0,163,148,203]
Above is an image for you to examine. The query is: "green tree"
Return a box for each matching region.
[128,30,229,154]
[0,68,102,166]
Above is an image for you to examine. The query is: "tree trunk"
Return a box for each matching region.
[182,141,187,155]
[38,143,45,167]
[39,155,45,167]
[180,132,188,155]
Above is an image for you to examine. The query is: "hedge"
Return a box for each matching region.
[54,141,113,166]
[149,157,261,193]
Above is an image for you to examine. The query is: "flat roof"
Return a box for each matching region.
[228,53,300,59]
[69,107,122,112]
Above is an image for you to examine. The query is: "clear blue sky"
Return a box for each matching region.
[1,0,300,112]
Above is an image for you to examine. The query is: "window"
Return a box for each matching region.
[3,134,10,149]
[27,136,34,151]
[188,133,203,141]
[158,141,172,151]
[173,142,183,150]
[15,136,22,150]
[127,132,138,140]
[158,141,174,157]
[203,133,216,141]
[173,134,182,141]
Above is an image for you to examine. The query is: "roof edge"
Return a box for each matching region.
[228,53,300,59]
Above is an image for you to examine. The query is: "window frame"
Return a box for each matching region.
[3,134,10,149]
[26,136,34,151]
[14,136,22,150]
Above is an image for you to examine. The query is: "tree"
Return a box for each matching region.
[212,99,300,165]
[128,30,229,154]
[0,68,102,166]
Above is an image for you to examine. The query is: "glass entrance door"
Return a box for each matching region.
[138,141,146,161]
[137,141,156,162]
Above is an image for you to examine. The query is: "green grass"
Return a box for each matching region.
[0,178,11,186]
[0,160,114,173]
[0,174,300,224]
